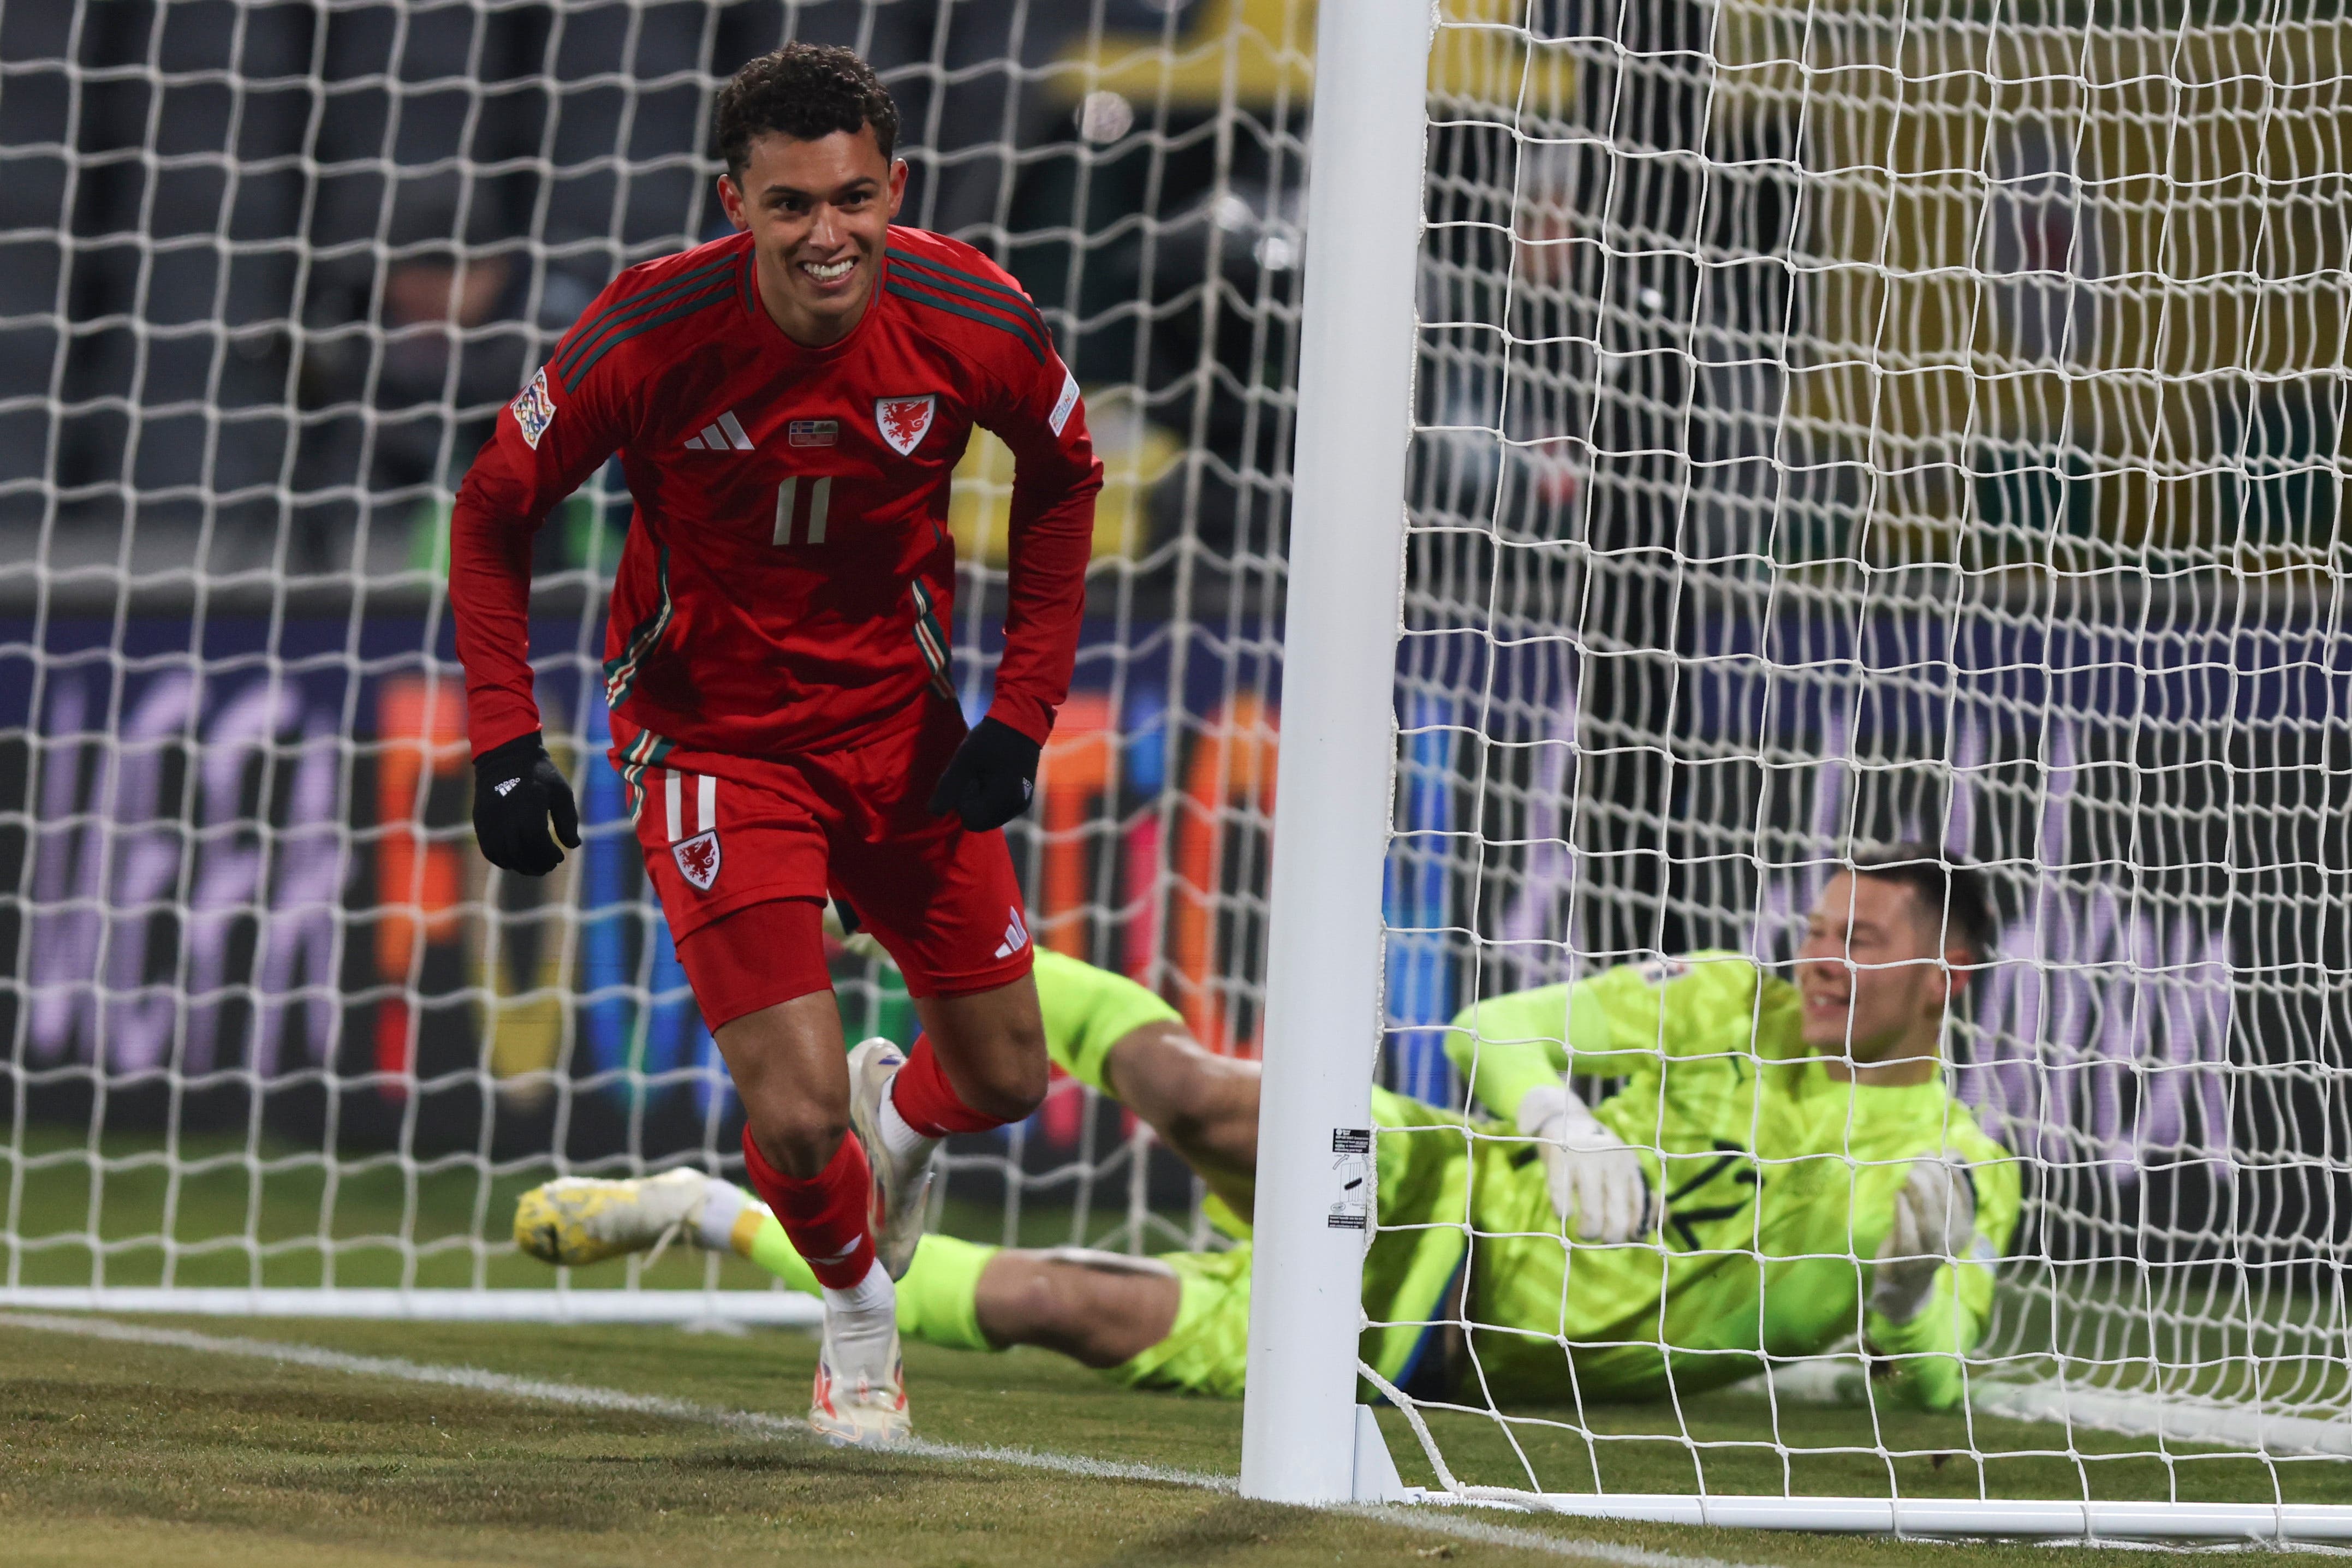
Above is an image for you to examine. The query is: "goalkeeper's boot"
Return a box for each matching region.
[809,1292,910,1446]
[847,1037,933,1280]
[512,1167,720,1267]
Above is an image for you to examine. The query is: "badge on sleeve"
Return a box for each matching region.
[509,367,556,450]
[875,394,937,456]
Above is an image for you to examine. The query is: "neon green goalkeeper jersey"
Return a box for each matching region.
[1439,953,2021,1410]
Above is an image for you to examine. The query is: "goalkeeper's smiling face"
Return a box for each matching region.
[1795,872,1965,1075]
[719,126,906,348]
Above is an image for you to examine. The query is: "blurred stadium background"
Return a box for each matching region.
[1,1,1321,1289]
[2,0,2347,1358]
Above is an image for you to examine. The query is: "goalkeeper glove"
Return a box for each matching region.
[471,732,580,876]
[1870,1155,1976,1324]
[1517,1080,1655,1243]
[928,716,1041,832]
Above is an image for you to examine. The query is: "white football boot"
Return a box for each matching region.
[512,1167,729,1267]
[845,1038,934,1280]
[808,1272,910,1446]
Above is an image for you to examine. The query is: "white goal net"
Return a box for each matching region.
[1320,0,2352,1533]
[2,0,1307,1313]
[6,0,2351,1537]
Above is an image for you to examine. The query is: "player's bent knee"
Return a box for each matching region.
[746,1105,849,1179]
[1003,1257,1132,1367]
[949,1017,1050,1122]
[975,1253,1084,1352]
[967,1054,1049,1123]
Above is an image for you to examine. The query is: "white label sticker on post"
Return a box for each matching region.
[1327,1127,1372,1230]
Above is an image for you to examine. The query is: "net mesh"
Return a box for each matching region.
[5,0,2351,1511]
[1395,0,2352,1504]
[1,1,1307,1296]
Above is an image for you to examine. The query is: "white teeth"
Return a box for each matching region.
[803,259,853,281]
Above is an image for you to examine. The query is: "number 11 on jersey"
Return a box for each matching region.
[774,476,832,546]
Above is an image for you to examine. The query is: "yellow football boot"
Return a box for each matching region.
[512,1167,712,1266]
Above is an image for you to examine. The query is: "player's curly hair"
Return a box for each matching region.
[1845,842,1998,964]
[714,43,899,176]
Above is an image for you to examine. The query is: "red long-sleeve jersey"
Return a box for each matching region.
[449,225,1101,761]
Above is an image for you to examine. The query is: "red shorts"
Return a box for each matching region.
[612,700,1034,1003]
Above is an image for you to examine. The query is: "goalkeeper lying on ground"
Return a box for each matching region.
[518,843,2018,1413]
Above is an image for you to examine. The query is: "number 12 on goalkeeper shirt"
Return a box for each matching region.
[773,475,833,546]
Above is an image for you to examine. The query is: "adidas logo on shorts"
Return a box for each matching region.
[992,905,1029,961]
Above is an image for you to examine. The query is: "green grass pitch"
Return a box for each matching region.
[0,1313,2336,1568]
[6,1127,2347,1563]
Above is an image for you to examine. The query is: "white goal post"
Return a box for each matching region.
[1240,0,1434,1510]
[1243,0,2352,1542]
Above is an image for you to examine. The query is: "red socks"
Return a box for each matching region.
[736,1034,1011,1289]
[888,1034,1007,1138]
[739,1125,875,1290]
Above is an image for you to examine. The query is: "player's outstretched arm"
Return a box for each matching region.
[1442,985,1575,1125]
[1442,955,1774,1125]
[997,947,1261,1216]
[448,281,633,870]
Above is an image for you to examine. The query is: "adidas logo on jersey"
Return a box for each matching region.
[683,410,754,451]
[992,905,1029,961]
[494,778,519,797]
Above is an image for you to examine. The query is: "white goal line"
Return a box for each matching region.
[14,1287,2348,1475]
[0,1285,821,1326]
[7,1307,2349,1546]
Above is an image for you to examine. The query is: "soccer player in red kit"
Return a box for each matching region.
[446,45,1100,1445]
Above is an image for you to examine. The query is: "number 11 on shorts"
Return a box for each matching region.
[774,475,832,546]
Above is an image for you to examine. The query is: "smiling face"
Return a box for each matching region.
[718,126,905,348]
[1795,871,1967,1071]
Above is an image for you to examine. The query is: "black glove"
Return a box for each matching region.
[927,716,1041,832]
[471,731,580,875]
